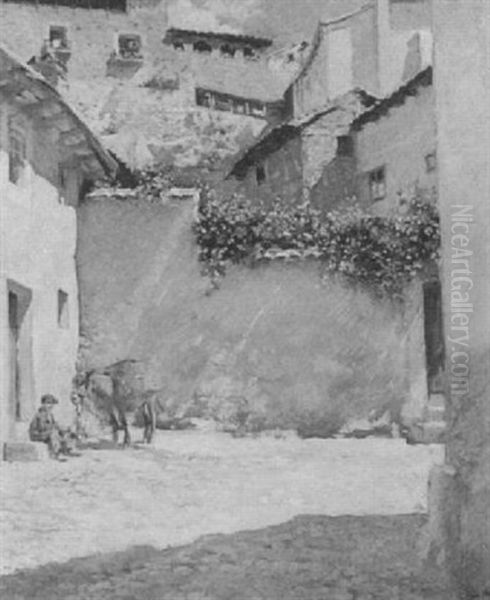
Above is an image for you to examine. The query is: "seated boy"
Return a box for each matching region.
[29,394,78,459]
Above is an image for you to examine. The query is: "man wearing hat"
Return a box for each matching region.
[29,394,77,459]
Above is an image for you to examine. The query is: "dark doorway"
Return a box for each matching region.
[423,280,445,393]
[7,282,33,425]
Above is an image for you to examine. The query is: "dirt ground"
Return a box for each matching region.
[0,429,451,599]
[0,515,455,600]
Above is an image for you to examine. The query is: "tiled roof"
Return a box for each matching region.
[350,66,432,131]
[195,59,288,103]
[0,44,117,178]
[229,89,376,178]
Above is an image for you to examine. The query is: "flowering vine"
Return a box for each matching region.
[193,190,441,296]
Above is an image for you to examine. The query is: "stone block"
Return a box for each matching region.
[3,441,49,462]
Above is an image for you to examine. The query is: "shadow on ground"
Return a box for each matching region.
[0,515,455,600]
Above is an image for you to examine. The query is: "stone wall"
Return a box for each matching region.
[77,191,430,432]
[434,1,490,595]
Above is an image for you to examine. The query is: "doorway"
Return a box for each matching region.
[7,281,33,429]
[423,280,445,394]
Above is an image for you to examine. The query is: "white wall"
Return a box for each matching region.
[0,101,79,446]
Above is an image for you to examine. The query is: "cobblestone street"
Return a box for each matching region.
[0,430,453,598]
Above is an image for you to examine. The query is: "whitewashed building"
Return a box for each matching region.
[0,45,116,456]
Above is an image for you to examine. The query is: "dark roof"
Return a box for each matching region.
[229,89,376,178]
[0,44,117,178]
[163,28,273,49]
[350,66,433,131]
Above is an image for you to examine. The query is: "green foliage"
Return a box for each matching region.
[193,190,440,296]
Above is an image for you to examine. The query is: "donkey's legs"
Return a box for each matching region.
[145,399,156,444]
[117,406,131,447]
[109,411,120,444]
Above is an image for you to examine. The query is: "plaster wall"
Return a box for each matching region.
[354,82,436,215]
[0,99,79,447]
[77,193,429,430]
[434,1,490,594]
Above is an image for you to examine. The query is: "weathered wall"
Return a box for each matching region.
[309,156,356,213]
[376,0,432,95]
[434,1,490,595]
[77,192,429,430]
[292,7,379,120]
[0,1,169,81]
[389,0,432,32]
[354,81,436,215]
[234,135,303,205]
[301,92,370,197]
[0,98,79,447]
[0,3,282,170]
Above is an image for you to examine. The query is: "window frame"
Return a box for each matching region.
[425,151,437,173]
[48,25,69,50]
[117,33,143,60]
[368,166,386,202]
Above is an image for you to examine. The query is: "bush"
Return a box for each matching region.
[193,190,440,296]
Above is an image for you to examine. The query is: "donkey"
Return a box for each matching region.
[81,360,160,446]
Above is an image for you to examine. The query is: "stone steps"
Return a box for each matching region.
[3,442,49,462]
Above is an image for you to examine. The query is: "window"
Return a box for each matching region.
[193,40,212,54]
[49,25,68,50]
[243,46,257,59]
[368,166,386,201]
[425,151,437,173]
[249,101,266,117]
[337,135,354,157]
[118,34,142,59]
[256,164,266,185]
[8,123,27,185]
[196,89,213,108]
[215,95,233,112]
[220,44,235,58]
[57,290,69,329]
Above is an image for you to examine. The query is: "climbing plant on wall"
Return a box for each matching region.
[192,189,441,296]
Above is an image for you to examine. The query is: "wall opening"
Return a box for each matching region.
[193,40,212,54]
[118,34,142,59]
[57,289,69,329]
[7,281,33,426]
[368,166,386,201]
[49,25,69,50]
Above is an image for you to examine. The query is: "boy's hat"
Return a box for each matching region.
[41,394,59,405]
